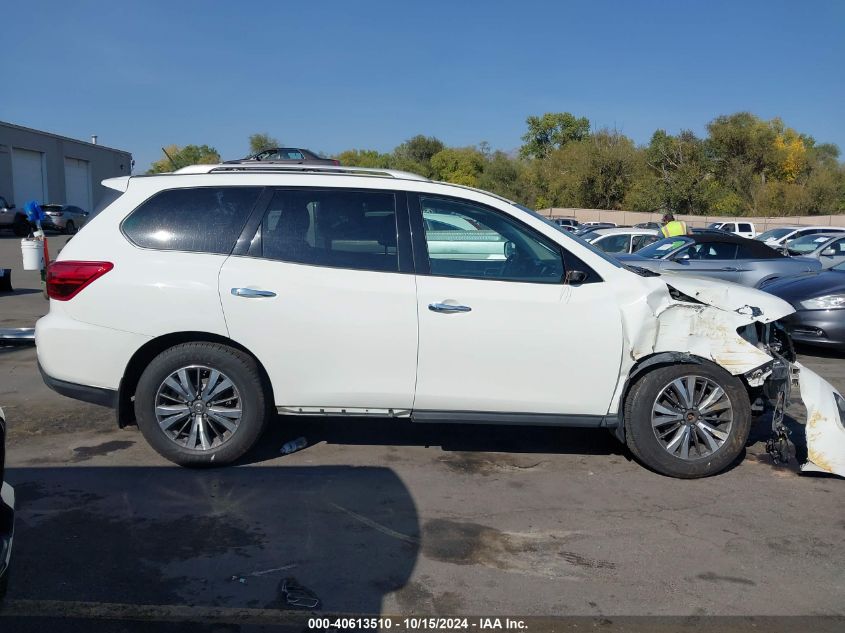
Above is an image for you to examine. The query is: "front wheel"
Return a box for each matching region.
[135,342,270,466]
[64,220,77,235]
[624,363,751,478]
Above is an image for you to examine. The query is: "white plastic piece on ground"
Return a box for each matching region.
[796,361,845,477]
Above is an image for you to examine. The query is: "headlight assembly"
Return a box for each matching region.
[799,294,845,310]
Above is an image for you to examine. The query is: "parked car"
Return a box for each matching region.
[783,233,845,269]
[617,233,821,287]
[35,163,845,478]
[574,223,616,236]
[0,406,14,598]
[707,221,756,239]
[40,204,89,234]
[551,217,579,232]
[225,147,340,166]
[581,227,660,254]
[755,225,845,249]
[0,196,29,237]
[761,262,845,349]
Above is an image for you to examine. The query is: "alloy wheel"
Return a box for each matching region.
[651,375,734,460]
[154,365,242,451]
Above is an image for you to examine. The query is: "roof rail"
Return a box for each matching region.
[171,163,429,181]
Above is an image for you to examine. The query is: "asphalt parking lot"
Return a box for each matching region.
[0,233,843,631]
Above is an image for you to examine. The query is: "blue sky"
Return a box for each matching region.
[2,0,843,172]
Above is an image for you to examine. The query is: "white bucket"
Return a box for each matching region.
[21,239,44,271]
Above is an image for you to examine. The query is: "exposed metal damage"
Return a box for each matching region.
[616,273,845,478]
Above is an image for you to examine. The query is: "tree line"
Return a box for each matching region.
[148,114,845,216]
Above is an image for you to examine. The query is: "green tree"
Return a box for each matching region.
[392,135,445,177]
[645,130,714,214]
[335,148,393,168]
[249,133,280,155]
[147,144,221,174]
[478,151,534,203]
[430,147,485,186]
[519,112,590,159]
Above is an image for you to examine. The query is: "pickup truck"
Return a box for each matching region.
[0,196,29,236]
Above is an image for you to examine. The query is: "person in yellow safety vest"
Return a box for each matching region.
[660,213,689,238]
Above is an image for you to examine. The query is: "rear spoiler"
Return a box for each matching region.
[102,176,131,193]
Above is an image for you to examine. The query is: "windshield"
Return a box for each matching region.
[579,230,601,242]
[755,228,794,241]
[707,222,724,229]
[635,236,691,259]
[786,234,835,254]
[513,204,622,268]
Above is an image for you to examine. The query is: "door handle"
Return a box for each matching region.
[429,302,471,313]
[231,287,276,298]
[720,267,739,272]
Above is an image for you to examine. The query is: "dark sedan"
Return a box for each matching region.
[761,262,845,349]
[617,233,821,287]
[225,147,340,165]
[0,407,13,597]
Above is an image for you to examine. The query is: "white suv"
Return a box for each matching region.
[35,164,845,478]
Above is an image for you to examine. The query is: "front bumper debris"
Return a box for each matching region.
[796,362,845,477]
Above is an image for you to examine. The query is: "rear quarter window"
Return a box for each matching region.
[122,187,261,254]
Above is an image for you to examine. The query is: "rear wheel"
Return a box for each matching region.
[64,220,76,235]
[624,363,751,478]
[135,342,270,466]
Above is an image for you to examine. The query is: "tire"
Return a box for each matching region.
[134,342,270,466]
[12,216,29,237]
[624,362,751,478]
[64,220,76,235]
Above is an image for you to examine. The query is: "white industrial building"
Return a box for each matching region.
[0,121,132,212]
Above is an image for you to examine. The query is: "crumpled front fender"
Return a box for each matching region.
[796,362,845,477]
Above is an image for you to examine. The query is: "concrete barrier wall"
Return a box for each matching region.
[539,208,845,231]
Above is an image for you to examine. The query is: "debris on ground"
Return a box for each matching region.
[279,577,320,609]
[280,437,307,455]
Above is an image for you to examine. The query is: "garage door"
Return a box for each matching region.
[64,157,91,211]
[12,148,46,205]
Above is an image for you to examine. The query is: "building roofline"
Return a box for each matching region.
[0,120,132,156]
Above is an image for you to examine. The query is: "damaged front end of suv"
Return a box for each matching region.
[616,274,845,477]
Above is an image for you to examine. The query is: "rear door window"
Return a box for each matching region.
[738,223,752,232]
[257,189,399,273]
[122,187,261,254]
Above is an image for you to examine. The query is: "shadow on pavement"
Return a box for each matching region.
[239,415,626,467]
[0,466,419,629]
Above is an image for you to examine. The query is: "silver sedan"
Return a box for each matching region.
[617,234,821,287]
[784,233,845,269]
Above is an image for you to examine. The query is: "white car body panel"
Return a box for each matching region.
[414,274,624,415]
[33,166,845,476]
[219,256,418,410]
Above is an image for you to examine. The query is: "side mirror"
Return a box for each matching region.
[821,248,836,257]
[565,270,588,284]
[503,241,517,259]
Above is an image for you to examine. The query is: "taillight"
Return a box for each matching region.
[46,261,114,301]
[331,159,340,166]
